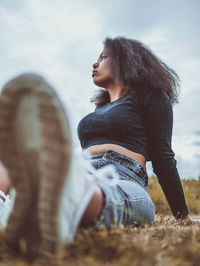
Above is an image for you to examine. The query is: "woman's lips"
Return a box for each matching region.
[92,71,97,77]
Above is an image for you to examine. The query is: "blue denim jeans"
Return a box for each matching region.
[91,150,155,227]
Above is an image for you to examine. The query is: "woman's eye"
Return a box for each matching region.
[98,54,108,62]
[102,54,108,59]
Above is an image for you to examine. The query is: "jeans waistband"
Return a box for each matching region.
[91,150,148,186]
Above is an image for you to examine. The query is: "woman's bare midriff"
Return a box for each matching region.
[86,144,146,169]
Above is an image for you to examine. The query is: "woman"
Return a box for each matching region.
[0,36,198,255]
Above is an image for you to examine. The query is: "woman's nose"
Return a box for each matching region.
[92,61,99,69]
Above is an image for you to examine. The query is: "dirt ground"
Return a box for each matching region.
[0,178,199,266]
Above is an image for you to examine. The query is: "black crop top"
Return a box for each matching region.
[77,90,189,219]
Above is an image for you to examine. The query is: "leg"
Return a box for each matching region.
[0,162,11,195]
[79,185,104,228]
[93,179,155,227]
[0,162,12,228]
[0,73,101,256]
[0,73,72,256]
[85,151,155,228]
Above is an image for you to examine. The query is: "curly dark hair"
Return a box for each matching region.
[91,36,180,107]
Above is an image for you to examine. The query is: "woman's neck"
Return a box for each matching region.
[107,85,126,102]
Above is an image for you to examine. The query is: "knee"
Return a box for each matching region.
[80,185,105,228]
[0,162,11,194]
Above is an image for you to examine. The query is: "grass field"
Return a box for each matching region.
[0,177,200,266]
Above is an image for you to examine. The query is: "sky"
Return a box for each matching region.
[0,0,199,178]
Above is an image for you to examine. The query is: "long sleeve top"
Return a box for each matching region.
[77,89,189,219]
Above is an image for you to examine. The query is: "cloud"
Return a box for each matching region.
[0,0,199,178]
[174,87,200,135]
[175,155,200,179]
[193,141,200,146]
[0,0,103,107]
[194,130,200,136]
[0,0,105,143]
[194,154,200,160]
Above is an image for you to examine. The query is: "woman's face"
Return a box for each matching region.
[92,50,114,88]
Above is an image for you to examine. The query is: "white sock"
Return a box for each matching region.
[0,190,15,228]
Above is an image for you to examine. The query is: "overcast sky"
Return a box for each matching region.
[0,0,199,178]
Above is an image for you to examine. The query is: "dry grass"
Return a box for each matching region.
[0,177,200,266]
[148,177,200,215]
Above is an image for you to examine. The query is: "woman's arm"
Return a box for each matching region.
[143,90,189,219]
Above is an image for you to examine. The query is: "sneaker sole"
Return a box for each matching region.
[0,73,72,254]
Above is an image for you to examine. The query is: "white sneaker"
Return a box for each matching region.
[58,151,97,243]
[0,73,96,255]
